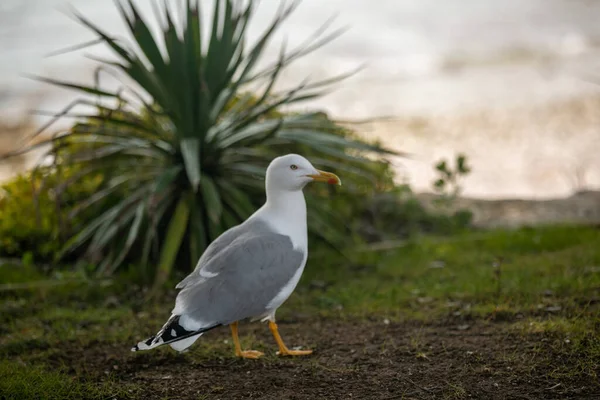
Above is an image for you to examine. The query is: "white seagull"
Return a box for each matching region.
[132,154,341,358]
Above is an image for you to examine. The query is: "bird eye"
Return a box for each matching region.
[290,165,298,170]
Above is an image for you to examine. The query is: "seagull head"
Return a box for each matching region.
[265,154,342,192]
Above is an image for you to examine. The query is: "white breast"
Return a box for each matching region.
[249,190,309,318]
[261,214,308,313]
[265,251,307,313]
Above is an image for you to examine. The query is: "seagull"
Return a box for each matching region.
[132,154,341,358]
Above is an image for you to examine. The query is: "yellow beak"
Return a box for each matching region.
[307,169,342,186]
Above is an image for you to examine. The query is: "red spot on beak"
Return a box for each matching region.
[328,178,338,185]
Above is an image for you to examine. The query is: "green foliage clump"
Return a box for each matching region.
[2,1,395,284]
[0,170,103,263]
[0,2,472,286]
[357,185,473,242]
[0,175,53,259]
[0,1,399,285]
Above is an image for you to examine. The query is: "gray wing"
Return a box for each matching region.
[175,224,244,289]
[173,231,304,325]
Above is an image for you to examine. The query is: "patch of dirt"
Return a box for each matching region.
[52,318,598,400]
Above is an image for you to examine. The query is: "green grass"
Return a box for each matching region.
[1,224,599,398]
[509,315,600,380]
[0,360,134,400]
[292,225,600,319]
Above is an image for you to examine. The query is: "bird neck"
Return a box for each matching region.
[260,189,307,250]
[264,189,307,222]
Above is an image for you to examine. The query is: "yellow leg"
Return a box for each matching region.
[268,320,313,356]
[230,322,264,359]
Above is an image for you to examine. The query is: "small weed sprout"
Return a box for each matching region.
[432,153,471,207]
[492,256,504,319]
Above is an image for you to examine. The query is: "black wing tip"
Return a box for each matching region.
[131,335,156,352]
[130,319,221,354]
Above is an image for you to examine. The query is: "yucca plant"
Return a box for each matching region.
[6,0,399,286]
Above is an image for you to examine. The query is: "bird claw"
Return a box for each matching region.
[276,348,313,357]
[237,350,264,359]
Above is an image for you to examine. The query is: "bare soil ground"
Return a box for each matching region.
[51,317,599,400]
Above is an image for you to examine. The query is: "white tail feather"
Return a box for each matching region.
[169,333,203,352]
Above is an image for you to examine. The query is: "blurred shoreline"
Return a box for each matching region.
[416,190,600,228]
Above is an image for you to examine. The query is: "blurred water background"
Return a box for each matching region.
[1,0,600,199]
